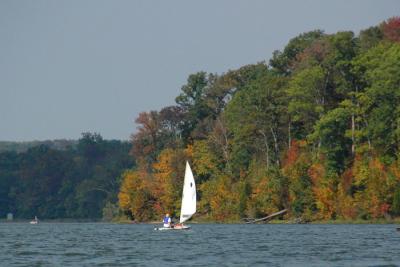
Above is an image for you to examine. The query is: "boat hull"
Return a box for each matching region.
[154,225,191,231]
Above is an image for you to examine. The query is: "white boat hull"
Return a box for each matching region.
[154,225,191,231]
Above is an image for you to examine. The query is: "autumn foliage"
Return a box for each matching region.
[381,16,400,43]
[118,18,400,222]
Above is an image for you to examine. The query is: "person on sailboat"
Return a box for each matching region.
[163,213,172,228]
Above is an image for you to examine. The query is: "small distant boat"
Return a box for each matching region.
[30,216,39,224]
[155,161,196,231]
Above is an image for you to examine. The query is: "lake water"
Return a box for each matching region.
[1,223,399,266]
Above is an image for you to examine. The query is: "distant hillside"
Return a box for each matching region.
[0,140,78,153]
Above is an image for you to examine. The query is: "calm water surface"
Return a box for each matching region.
[0,223,399,266]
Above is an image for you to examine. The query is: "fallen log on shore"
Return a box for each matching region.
[245,209,287,224]
[241,217,255,223]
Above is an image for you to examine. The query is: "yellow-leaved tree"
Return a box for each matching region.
[352,155,394,219]
[118,169,155,221]
[152,147,189,218]
[247,158,283,218]
[200,174,240,221]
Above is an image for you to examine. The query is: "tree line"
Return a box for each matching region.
[0,140,78,153]
[119,17,400,222]
[0,133,134,220]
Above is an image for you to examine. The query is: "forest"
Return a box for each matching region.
[1,17,400,222]
[0,133,134,220]
[118,17,400,222]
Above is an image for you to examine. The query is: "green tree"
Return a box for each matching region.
[225,73,287,172]
[310,107,352,172]
[352,43,400,157]
[286,66,327,139]
[270,30,325,75]
[175,72,213,140]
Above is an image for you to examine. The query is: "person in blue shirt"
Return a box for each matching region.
[163,213,172,228]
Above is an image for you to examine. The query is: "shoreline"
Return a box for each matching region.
[115,218,400,225]
[2,217,400,224]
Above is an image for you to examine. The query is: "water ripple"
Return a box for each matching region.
[1,223,400,266]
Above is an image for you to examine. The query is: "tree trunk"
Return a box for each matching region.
[364,119,372,150]
[288,120,291,150]
[259,130,270,170]
[245,209,287,224]
[270,126,280,166]
[351,113,355,155]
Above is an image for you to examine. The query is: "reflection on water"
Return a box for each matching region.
[0,223,399,266]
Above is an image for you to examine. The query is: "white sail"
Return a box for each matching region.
[179,161,196,223]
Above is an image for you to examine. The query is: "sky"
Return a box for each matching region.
[0,0,399,141]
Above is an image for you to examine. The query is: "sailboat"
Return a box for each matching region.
[155,161,196,231]
[30,216,38,224]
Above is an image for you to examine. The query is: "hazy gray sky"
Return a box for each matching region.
[1,0,398,141]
